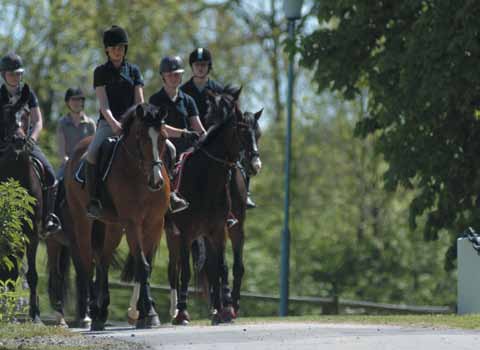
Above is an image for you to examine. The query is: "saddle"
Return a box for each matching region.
[74,136,121,185]
[74,137,121,213]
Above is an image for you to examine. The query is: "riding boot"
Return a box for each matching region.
[245,176,256,209]
[85,162,103,219]
[43,181,62,235]
[166,150,189,213]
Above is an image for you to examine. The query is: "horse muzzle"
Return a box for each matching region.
[250,156,262,175]
[147,161,164,192]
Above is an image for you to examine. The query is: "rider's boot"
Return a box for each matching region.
[85,162,103,219]
[44,180,62,235]
[166,146,189,213]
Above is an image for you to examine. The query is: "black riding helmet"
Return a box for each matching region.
[189,48,212,71]
[103,25,129,55]
[159,56,185,74]
[64,87,85,103]
[0,52,25,73]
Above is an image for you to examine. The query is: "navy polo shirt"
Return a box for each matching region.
[93,60,144,120]
[149,88,199,154]
[0,84,39,109]
[180,78,223,123]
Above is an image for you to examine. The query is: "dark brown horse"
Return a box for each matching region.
[219,108,263,317]
[166,86,250,325]
[46,184,93,328]
[0,84,44,323]
[64,103,170,330]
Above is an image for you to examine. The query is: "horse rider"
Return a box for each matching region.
[84,25,146,219]
[0,52,61,234]
[56,87,96,179]
[181,48,257,209]
[149,55,206,213]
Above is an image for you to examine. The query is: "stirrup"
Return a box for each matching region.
[246,194,256,209]
[227,214,238,228]
[169,192,189,214]
[45,213,62,234]
[86,199,103,219]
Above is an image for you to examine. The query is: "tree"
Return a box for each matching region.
[299,1,480,265]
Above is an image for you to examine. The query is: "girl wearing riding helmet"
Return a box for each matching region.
[85,25,144,218]
[0,52,61,234]
[149,55,206,213]
[56,87,96,179]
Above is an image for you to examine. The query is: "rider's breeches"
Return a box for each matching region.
[31,144,56,187]
[86,119,114,164]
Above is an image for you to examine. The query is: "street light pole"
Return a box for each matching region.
[280,0,303,317]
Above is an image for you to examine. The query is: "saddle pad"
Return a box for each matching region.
[173,150,194,191]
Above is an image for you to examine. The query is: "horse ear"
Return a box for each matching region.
[231,86,242,102]
[20,84,30,102]
[254,108,263,121]
[136,103,145,119]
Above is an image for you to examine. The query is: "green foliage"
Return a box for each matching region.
[300,1,480,262]
[0,278,29,323]
[0,179,35,272]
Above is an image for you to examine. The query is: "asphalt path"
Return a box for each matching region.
[78,322,480,350]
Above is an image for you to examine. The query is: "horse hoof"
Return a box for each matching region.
[54,311,68,328]
[32,316,44,325]
[220,306,235,323]
[90,320,105,331]
[137,315,161,329]
[78,316,92,329]
[127,307,139,325]
[172,310,190,326]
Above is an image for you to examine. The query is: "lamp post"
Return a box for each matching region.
[280,0,303,317]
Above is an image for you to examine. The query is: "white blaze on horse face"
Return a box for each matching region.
[252,156,262,173]
[148,127,163,185]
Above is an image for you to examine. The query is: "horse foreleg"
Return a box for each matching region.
[134,251,160,329]
[166,232,180,318]
[25,235,41,324]
[172,235,191,325]
[230,227,245,316]
[127,282,140,325]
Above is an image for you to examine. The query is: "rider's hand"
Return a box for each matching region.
[181,130,200,143]
[110,120,123,136]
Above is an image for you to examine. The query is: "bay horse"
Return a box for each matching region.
[0,84,44,323]
[166,86,251,325]
[64,103,170,330]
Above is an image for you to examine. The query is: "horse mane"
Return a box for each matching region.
[120,104,139,138]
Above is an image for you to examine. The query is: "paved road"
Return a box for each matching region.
[81,322,480,350]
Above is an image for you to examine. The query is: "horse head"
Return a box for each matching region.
[122,103,168,192]
[0,84,31,156]
[240,108,263,175]
[202,85,245,162]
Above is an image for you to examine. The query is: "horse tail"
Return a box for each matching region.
[192,237,209,299]
[120,253,135,283]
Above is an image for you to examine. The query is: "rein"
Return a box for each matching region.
[198,146,237,168]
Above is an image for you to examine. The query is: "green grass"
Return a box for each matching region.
[232,314,480,329]
[0,322,76,339]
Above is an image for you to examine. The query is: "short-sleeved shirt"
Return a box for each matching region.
[56,114,96,159]
[180,78,223,124]
[0,84,39,109]
[148,88,199,154]
[93,60,144,121]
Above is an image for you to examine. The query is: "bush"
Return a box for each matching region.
[0,179,35,273]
